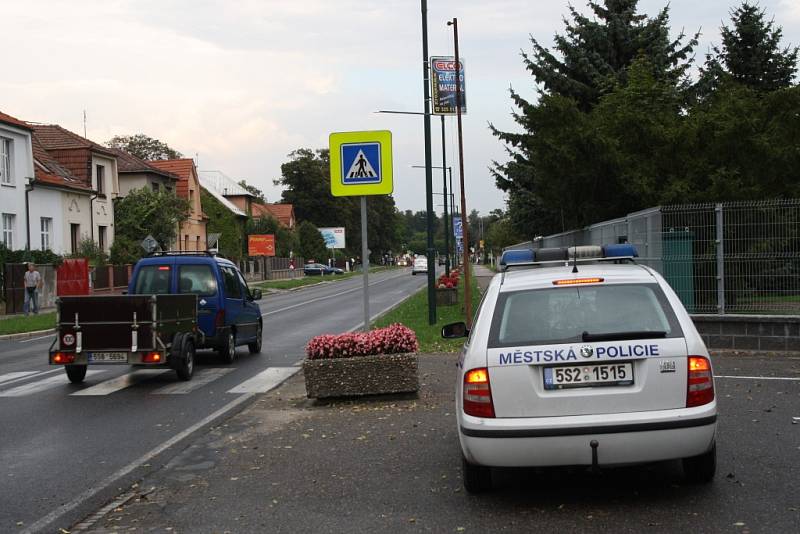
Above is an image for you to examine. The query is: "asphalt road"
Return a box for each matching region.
[76,352,800,534]
[0,267,427,533]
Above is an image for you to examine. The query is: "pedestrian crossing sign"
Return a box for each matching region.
[330,130,393,196]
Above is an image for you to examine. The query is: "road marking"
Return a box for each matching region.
[152,368,235,394]
[19,333,56,344]
[0,371,41,385]
[716,375,800,381]
[261,271,408,317]
[226,366,300,394]
[0,368,62,388]
[0,371,105,397]
[70,369,170,396]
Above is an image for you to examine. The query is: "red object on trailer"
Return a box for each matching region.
[57,258,90,296]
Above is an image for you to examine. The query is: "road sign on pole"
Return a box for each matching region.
[330,131,394,331]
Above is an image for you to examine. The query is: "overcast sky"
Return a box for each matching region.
[3,0,798,218]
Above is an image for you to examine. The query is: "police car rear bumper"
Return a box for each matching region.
[459,404,717,467]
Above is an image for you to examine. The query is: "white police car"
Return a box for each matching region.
[442,244,717,493]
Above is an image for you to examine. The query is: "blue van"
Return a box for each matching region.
[129,252,263,361]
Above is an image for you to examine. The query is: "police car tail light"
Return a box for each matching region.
[686,356,714,407]
[463,368,495,418]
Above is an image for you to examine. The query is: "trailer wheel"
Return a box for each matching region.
[175,336,195,381]
[219,329,236,364]
[248,322,262,354]
[65,364,87,384]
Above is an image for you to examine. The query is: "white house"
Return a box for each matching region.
[0,111,35,251]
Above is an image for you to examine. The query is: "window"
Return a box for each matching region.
[151,182,160,193]
[40,217,52,250]
[184,235,189,251]
[134,265,172,295]
[98,226,107,252]
[70,224,80,254]
[221,266,242,299]
[96,164,105,196]
[236,269,252,299]
[178,265,217,296]
[488,284,683,348]
[0,138,11,185]
[2,213,14,248]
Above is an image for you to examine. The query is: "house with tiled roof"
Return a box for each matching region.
[31,124,119,254]
[252,202,296,229]
[109,148,180,197]
[0,111,35,250]
[148,159,207,251]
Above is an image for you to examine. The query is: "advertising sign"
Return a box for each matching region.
[319,227,346,249]
[248,234,275,256]
[329,130,393,197]
[430,56,467,115]
[453,216,463,239]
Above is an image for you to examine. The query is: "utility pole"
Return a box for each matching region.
[440,115,450,276]
[421,0,436,325]
[448,17,473,327]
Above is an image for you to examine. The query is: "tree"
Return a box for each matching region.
[110,188,189,263]
[296,221,327,262]
[106,134,182,160]
[201,190,245,261]
[698,2,798,95]
[238,180,267,204]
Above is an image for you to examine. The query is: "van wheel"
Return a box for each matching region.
[65,364,87,384]
[462,456,492,493]
[248,322,262,354]
[683,442,716,484]
[220,330,236,364]
[175,337,195,381]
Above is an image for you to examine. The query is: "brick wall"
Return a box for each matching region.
[692,315,800,352]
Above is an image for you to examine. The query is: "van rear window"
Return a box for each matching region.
[133,265,172,294]
[488,283,683,348]
[178,265,217,296]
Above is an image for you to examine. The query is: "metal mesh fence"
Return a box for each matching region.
[509,199,800,315]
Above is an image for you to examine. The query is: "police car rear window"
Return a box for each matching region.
[488,283,683,348]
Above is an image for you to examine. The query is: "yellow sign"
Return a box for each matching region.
[329,130,393,197]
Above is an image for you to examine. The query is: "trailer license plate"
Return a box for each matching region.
[88,352,128,363]
[544,362,633,390]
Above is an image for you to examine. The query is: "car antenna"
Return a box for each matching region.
[571,234,579,274]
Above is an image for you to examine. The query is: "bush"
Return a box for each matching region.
[70,238,108,266]
[306,323,419,360]
[437,271,459,289]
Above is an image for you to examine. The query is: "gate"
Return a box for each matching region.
[3,263,27,314]
[56,259,90,296]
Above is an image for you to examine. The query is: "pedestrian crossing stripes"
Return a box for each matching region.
[0,366,298,397]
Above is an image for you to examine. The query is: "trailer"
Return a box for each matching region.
[49,294,200,383]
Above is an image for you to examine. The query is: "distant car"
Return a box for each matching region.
[304,263,344,276]
[412,257,428,275]
[438,256,447,266]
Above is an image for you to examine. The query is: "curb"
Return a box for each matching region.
[0,328,55,341]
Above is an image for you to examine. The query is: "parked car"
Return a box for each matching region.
[304,263,344,276]
[412,257,428,275]
[444,244,717,492]
[438,255,447,266]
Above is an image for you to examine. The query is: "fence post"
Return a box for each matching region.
[715,203,725,315]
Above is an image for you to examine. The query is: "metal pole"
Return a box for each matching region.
[422,0,437,325]
[441,115,450,276]
[715,203,725,315]
[449,169,455,265]
[449,17,472,327]
[361,196,370,331]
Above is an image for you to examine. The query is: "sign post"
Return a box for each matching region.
[329,130,393,332]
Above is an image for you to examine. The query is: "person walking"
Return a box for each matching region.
[23,262,43,316]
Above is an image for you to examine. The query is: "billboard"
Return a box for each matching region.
[248,234,275,256]
[319,227,346,249]
[430,56,467,115]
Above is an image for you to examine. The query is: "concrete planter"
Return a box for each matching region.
[302,353,418,399]
[436,287,458,306]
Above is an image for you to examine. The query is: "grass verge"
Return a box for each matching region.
[372,268,482,352]
[253,266,396,291]
[0,312,56,336]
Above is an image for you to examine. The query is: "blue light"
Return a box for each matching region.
[500,249,535,267]
[602,244,638,258]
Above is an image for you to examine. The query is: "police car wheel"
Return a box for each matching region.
[65,364,87,384]
[462,457,492,493]
[682,442,716,484]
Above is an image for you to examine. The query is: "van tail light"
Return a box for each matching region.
[463,368,495,418]
[143,352,162,363]
[52,352,75,364]
[215,310,225,329]
[687,356,715,407]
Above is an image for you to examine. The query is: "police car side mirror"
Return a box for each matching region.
[442,322,469,339]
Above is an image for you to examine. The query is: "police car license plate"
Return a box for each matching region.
[543,362,634,390]
[88,352,128,363]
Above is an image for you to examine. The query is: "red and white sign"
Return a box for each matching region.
[248,234,275,256]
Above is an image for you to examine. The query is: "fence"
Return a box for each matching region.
[239,256,305,282]
[92,264,132,293]
[508,199,800,315]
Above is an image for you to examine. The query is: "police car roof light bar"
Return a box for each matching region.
[499,244,639,274]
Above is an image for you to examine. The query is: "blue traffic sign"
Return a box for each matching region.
[453,216,463,239]
[341,143,381,185]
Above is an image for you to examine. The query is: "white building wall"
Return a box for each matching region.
[0,124,34,250]
[63,192,92,255]
[28,187,64,254]
[91,154,118,252]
